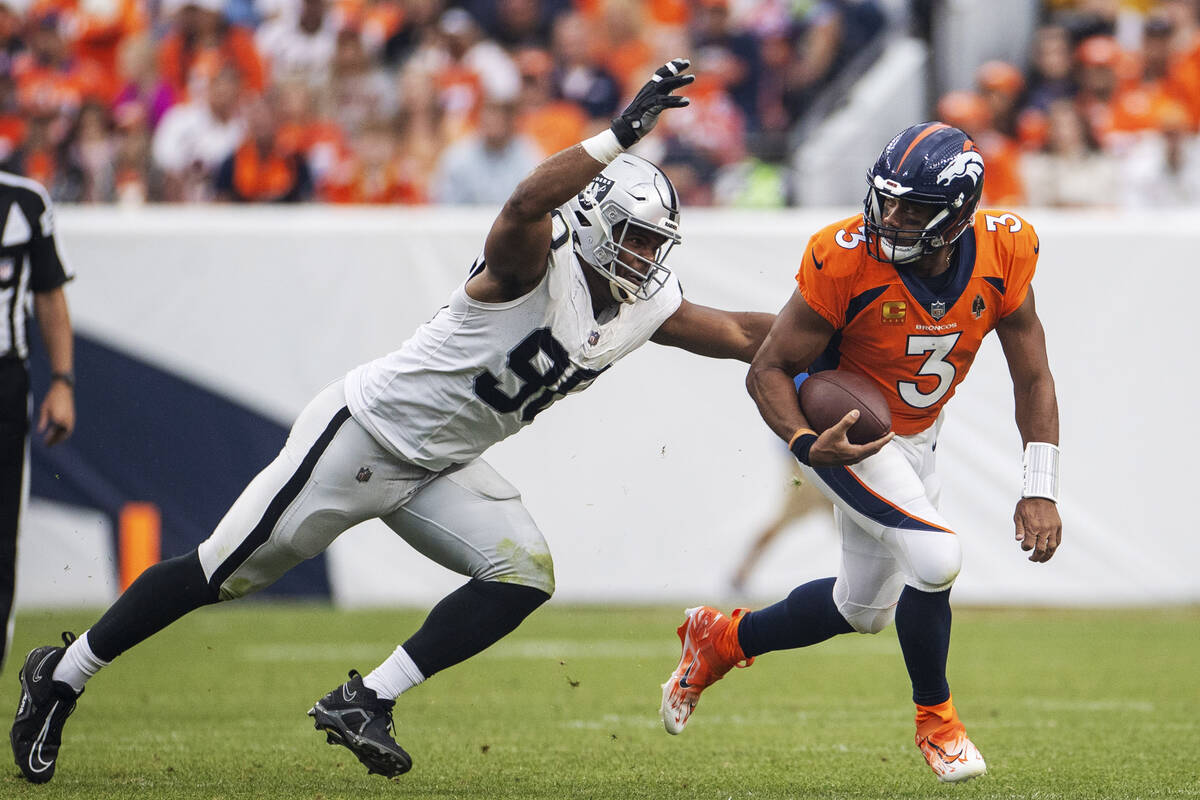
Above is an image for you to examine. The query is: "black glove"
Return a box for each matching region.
[610,58,694,148]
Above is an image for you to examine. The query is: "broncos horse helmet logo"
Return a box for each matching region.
[935,150,984,188]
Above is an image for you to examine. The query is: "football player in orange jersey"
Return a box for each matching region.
[660,122,1061,783]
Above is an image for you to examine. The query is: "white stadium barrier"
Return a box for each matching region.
[16,205,1200,608]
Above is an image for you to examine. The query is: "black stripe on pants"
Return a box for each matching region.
[208,406,352,593]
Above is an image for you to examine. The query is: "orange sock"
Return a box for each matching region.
[718,609,750,664]
[915,695,961,739]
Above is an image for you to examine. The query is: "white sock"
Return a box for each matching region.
[51,631,109,693]
[362,646,425,700]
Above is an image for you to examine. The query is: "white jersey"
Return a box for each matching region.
[345,211,684,471]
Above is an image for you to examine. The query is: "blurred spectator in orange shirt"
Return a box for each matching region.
[977,60,1024,138]
[29,0,147,80]
[274,77,347,196]
[514,46,586,157]
[601,0,652,95]
[157,0,266,102]
[334,0,405,62]
[112,34,176,131]
[1107,15,1192,135]
[325,117,425,203]
[1160,0,1200,128]
[1074,34,1125,144]
[550,11,621,123]
[15,11,112,118]
[18,115,77,195]
[214,91,312,201]
[406,7,521,140]
[937,89,1024,207]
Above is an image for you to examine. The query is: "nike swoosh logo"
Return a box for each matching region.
[811,249,823,270]
[1033,239,1040,254]
[342,685,358,702]
[31,651,55,683]
[28,700,60,773]
[678,662,695,689]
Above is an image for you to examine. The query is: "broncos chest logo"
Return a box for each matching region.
[935,151,984,188]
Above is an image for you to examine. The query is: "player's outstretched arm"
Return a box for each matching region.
[747,290,891,468]
[650,299,774,362]
[481,58,694,299]
[996,288,1062,563]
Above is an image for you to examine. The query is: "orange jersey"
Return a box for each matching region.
[796,210,1038,435]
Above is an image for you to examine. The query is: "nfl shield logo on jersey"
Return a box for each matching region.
[929,300,947,320]
[355,466,373,483]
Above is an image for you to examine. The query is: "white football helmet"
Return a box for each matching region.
[565,153,681,304]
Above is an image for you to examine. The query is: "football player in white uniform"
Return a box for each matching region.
[11,59,775,783]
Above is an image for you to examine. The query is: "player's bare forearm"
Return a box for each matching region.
[746,290,834,441]
[1013,373,1058,446]
[996,289,1058,446]
[652,302,774,362]
[34,288,73,376]
[483,145,606,283]
[34,288,76,445]
[503,145,608,225]
[747,364,812,442]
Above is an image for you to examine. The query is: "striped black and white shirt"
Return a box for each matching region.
[0,172,73,360]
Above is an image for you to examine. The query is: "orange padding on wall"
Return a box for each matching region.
[119,502,161,592]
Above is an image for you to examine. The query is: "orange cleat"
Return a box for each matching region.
[660,606,753,734]
[914,698,987,782]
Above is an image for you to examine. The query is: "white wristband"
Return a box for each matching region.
[1022,442,1060,502]
[580,129,625,165]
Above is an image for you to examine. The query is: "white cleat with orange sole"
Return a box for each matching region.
[916,727,987,783]
[660,606,753,735]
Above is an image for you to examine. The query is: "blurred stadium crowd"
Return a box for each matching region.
[0,0,1197,206]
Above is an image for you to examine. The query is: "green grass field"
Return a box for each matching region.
[1,604,1197,799]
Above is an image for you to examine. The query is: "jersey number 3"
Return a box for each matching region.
[474,328,605,422]
[898,332,961,409]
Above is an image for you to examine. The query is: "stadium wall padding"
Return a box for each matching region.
[15,206,1198,608]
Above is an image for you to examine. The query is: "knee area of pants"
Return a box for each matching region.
[483,544,556,597]
[909,558,960,593]
[907,541,962,592]
[837,603,896,635]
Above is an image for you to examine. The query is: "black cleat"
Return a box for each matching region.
[308,670,412,778]
[10,632,82,784]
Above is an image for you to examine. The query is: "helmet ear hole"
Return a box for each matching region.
[573,210,591,227]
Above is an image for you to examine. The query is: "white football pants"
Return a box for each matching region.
[798,414,961,634]
[196,381,555,600]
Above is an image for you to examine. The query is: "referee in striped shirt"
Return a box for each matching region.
[0,171,75,669]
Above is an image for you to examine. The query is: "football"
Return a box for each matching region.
[798,370,892,445]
